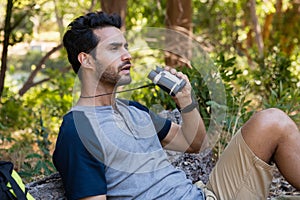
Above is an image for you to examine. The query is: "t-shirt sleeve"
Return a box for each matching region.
[53,112,107,200]
[127,100,172,141]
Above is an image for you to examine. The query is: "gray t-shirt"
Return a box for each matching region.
[53,99,204,200]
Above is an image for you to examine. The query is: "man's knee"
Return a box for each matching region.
[241,108,296,163]
[243,108,298,142]
[255,108,296,132]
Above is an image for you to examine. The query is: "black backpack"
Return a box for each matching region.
[0,161,27,200]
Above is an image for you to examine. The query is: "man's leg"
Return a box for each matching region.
[207,108,300,199]
[241,108,300,189]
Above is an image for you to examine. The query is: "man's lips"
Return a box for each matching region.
[119,63,131,74]
[121,64,131,71]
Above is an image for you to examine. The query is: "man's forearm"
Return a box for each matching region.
[180,107,207,153]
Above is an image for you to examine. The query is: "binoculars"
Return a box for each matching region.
[147,66,186,96]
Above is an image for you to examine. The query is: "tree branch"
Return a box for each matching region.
[18,43,64,96]
[18,65,71,96]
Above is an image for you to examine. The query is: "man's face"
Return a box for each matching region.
[90,27,132,86]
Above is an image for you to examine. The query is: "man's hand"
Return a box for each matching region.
[164,66,193,109]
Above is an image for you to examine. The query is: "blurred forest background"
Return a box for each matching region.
[0,0,299,182]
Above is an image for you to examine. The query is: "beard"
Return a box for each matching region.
[96,61,132,86]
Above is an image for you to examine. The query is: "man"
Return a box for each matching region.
[53,11,300,200]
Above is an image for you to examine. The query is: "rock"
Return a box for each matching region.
[168,148,216,185]
[26,173,66,200]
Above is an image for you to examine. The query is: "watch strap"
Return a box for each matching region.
[178,98,198,113]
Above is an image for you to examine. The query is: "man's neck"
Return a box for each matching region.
[76,94,116,107]
[77,80,117,106]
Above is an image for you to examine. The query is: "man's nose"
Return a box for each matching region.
[121,50,132,61]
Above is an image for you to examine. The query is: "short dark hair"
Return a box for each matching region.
[63,11,122,73]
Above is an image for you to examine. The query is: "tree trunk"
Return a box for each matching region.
[0,0,13,100]
[165,0,193,68]
[53,0,65,41]
[262,13,273,42]
[100,0,128,31]
[249,0,264,59]
[275,0,283,16]
[280,0,300,55]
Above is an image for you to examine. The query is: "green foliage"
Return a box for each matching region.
[251,51,299,100]
[7,49,69,73]
[0,96,33,130]
[263,82,300,125]
[0,55,74,180]
[126,0,166,29]
[19,113,55,182]
[2,0,40,45]
[193,0,246,54]
[212,54,254,157]
[216,54,253,132]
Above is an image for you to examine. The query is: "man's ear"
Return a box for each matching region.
[78,52,93,69]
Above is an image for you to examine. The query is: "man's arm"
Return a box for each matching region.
[160,68,207,153]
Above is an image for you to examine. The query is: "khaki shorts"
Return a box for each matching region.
[196,129,275,200]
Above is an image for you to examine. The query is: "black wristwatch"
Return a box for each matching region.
[178,98,198,113]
